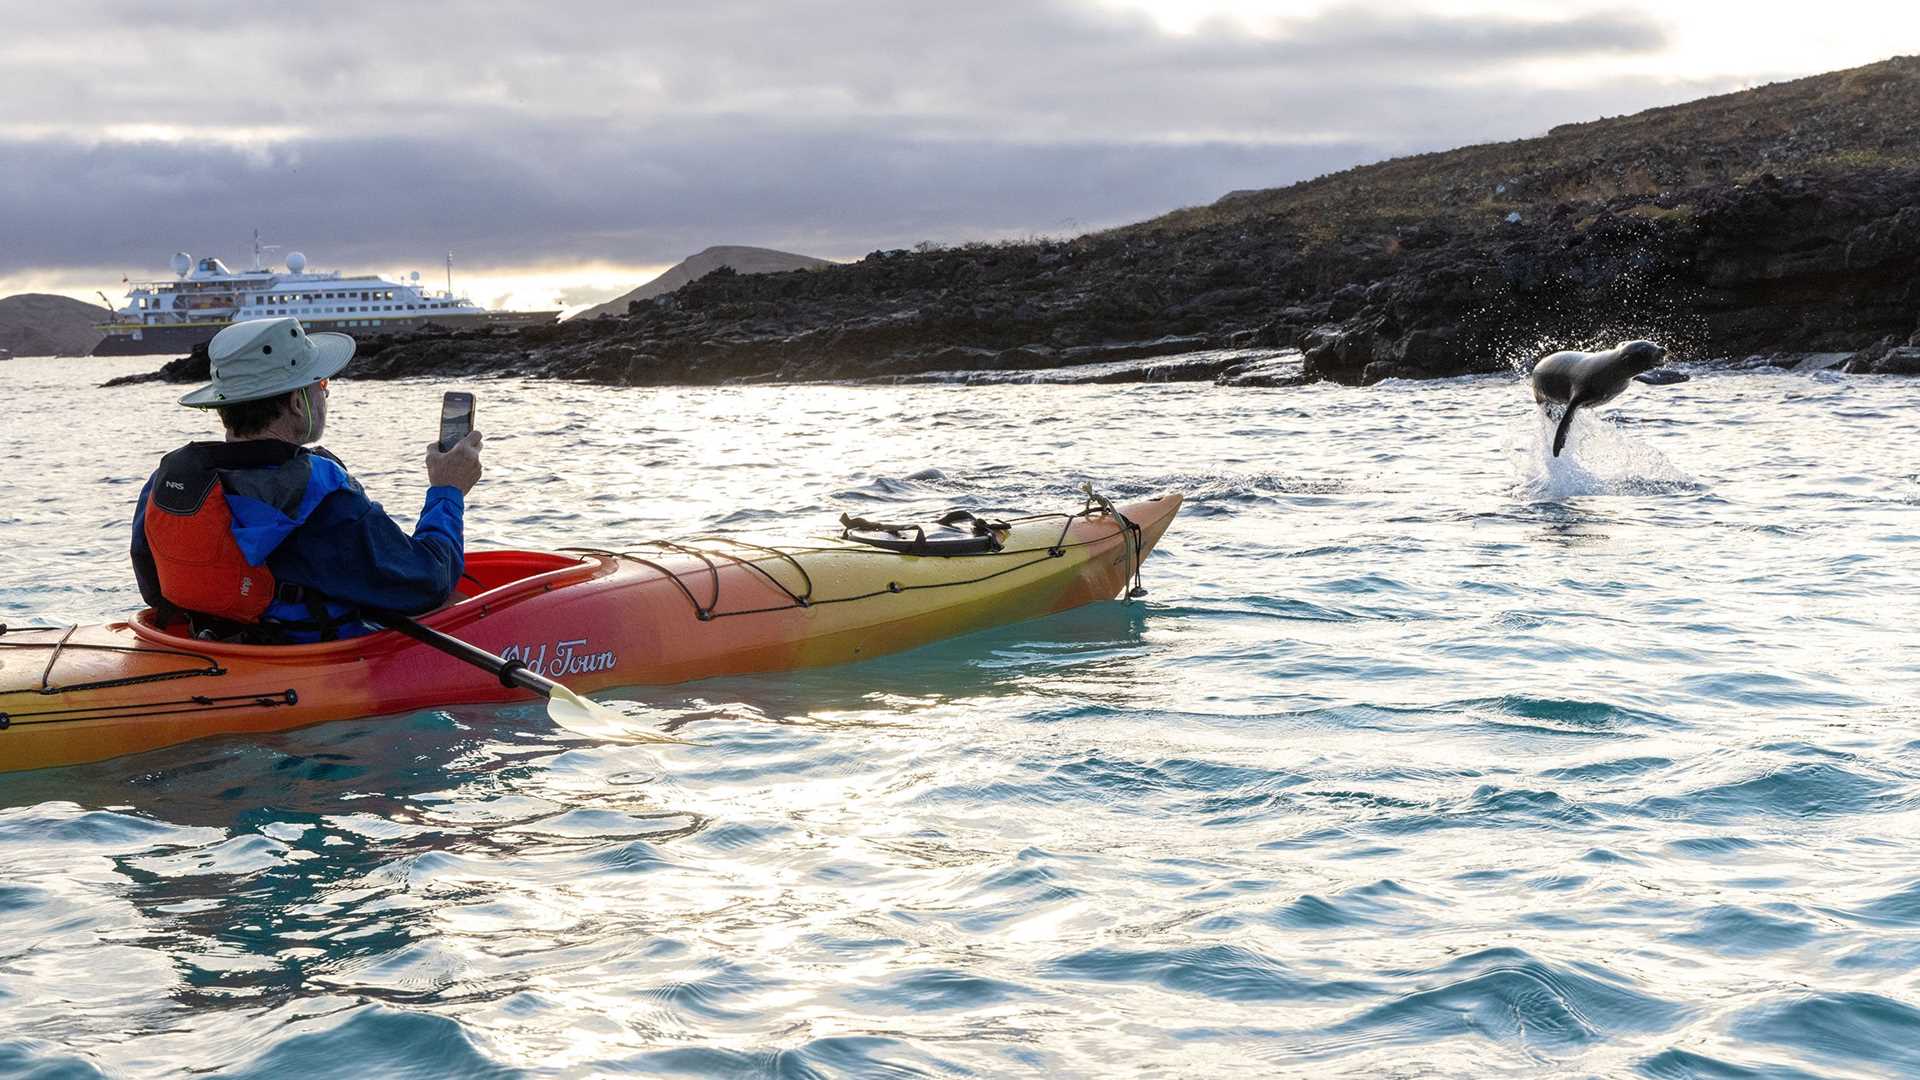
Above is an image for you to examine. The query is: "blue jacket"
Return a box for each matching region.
[132,440,464,640]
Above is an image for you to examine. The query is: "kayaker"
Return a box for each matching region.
[129,317,483,642]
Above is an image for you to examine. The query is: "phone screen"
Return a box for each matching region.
[439,392,475,452]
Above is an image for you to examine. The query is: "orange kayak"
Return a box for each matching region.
[0,494,1180,772]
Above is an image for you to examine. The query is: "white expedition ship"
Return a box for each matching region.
[94,239,556,356]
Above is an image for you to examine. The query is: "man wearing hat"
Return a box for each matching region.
[130,317,484,641]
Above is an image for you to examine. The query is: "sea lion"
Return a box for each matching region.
[1529,340,1673,457]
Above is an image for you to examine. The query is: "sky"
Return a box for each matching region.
[1,1,1912,313]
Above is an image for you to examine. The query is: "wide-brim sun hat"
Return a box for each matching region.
[179,317,355,408]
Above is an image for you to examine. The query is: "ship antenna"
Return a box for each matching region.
[250,228,280,272]
[446,251,453,299]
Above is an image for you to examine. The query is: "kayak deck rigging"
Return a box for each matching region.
[565,488,1152,622]
[0,626,229,696]
[0,626,245,729]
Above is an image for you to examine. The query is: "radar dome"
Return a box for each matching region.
[170,251,192,276]
[409,271,420,282]
[286,251,307,273]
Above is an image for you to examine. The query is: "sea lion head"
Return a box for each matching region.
[1615,339,1667,375]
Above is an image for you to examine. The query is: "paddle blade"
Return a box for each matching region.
[546,684,687,744]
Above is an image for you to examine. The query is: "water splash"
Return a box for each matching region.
[1510,401,1701,499]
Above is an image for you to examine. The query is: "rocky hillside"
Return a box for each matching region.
[0,293,107,357]
[575,246,833,320]
[1147,57,1920,237]
[123,55,1920,387]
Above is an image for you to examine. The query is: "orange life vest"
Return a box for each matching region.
[142,446,278,623]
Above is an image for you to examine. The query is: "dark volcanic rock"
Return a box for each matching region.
[101,343,210,387]
[1871,346,1920,374]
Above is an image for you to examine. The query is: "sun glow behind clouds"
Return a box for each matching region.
[446,263,676,319]
[1103,0,1920,79]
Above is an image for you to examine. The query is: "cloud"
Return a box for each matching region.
[0,127,1381,274]
[0,1,1712,277]
[1,2,1671,141]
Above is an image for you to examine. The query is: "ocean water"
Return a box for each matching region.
[1,355,1918,1078]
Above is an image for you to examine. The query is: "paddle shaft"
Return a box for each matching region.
[367,610,564,701]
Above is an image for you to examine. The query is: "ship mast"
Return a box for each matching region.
[250,229,280,272]
[445,251,454,299]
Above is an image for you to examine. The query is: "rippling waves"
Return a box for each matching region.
[2,357,1919,1077]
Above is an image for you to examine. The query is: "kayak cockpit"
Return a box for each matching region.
[452,551,588,601]
[128,550,604,652]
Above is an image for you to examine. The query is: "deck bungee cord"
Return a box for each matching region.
[0,626,246,729]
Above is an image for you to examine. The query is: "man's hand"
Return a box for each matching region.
[426,430,483,495]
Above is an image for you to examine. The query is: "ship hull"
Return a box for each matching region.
[90,312,557,357]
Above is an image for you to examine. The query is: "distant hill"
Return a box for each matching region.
[576,246,833,319]
[0,293,107,357]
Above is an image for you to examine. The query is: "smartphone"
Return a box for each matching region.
[438,391,475,452]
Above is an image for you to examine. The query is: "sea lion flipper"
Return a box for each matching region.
[1552,399,1583,457]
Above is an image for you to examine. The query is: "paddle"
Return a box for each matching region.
[367,610,681,744]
